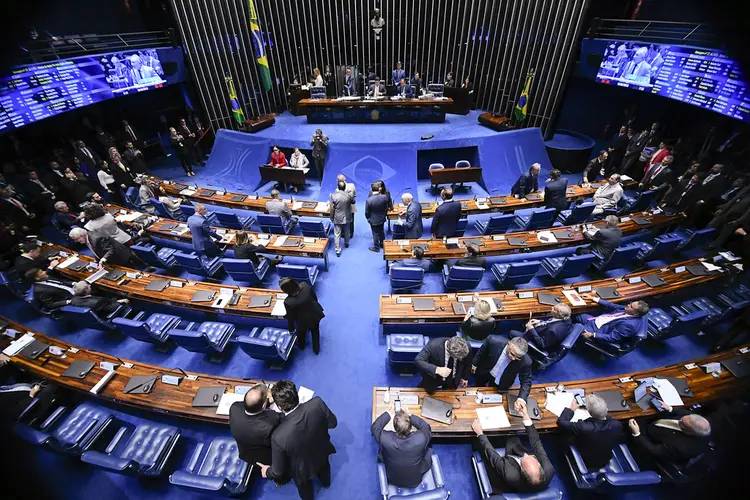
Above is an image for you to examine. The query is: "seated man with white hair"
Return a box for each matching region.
[591,174,623,214]
[557,393,625,469]
[509,303,573,351]
[71,281,129,316]
[628,405,712,465]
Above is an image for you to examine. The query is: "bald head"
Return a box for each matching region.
[520,454,546,486]
[680,414,711,437]
[244,384,269,414]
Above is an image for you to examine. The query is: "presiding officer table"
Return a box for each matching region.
[298,97,454,123]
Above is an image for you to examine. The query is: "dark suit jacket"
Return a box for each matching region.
[122,148,148,174]
[365,193,389,226]
[700,174,728,205]
[91,235,135,266]
[477,424,555,494]
[371,412,433,488]
[472,335,532,400]
[544,178,569,211]
[53,211,80,231]
[524,318,573,350]
[557,407,624,469]
[0,383,58,427]
[461,317,496,342]
[432,200,463,237]
[642,166,674,192]
[511,171,539,196]
[267,397,337,485]
[583,299,645,343]
[75,147,101,173]
[234,242,265,267]
[415,337,472,391]
[583,158,605,183]
[14,255,48,278]
[403,202,423,239]
[70,295,119,316]
[284,282,325,332]
[663,179,700,211]
[229,402,282,465]
[455,255,487,269]
[34,280,74,309]
[585,227,622,260]
[21,179,56,198]
[60,177,94,206]
[634,409,711,464]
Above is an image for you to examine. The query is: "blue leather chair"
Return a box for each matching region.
[390,267,425,293]
[300,220,331,238]
[0,271,26,299]
[653,445,715,484]
[81,422,181,476]
[716,284,750,312]
[474,214,515,235]
[180,203,218,225]
[675,297,726,326]
[169,437,251,495]
[541,254,595,280]
[150,197,184,221]
[392,223,407,240]
[169,321,235,355]
[557,202,596,225]
[25,284,63,318]
[429,163,445,191]
[131,243,178,269]
[513,208,558,231]
[257,213,293,234]
[632,235,682,263]
[591,244,641,272]
[14,402,114,455]
[60,303,132,331]
[656,228,715,252]
[387,334,428,368]
[378,454,450,499]
[455,218,469,236]
[112,312,182,345]
[215,211,255,230]
[442,265,484,291]
[278,263,319,286]
[173,251,224,278]
[491,260,541,287]
[618,190,655,215]
[124,186,151,210]
[581,317,648,358]
[222,257,270,285]
[472,447,563,499]
[647,308,710,341]
[566,443,661,490]
[527,324,583,370]
[237,327,297,363]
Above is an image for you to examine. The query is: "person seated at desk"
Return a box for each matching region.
[578,294,649,344]
[576,215,621,261]
[460,298,496,342]
[369,77,386,97]
[411,72,423,90]
[233,231,283,269]
[393,246,432,272]
[71,281,128,316]
[398,193,423,239]
[269,145,287,167]
[288,148,309,193]
[0,371,60,427]
[472,336,532,406]
[544,168,569,217]
[229,383,281,467]
[52,201,81,231]
[397,78,414,98]
[509,303,573,351]
[371,409,433,489]
[392,61,405,86]
[266,189,298,227]
[431,187,462,238]
[415,336,471,394]
[557,394,625,470]
[591,174,623,214]
[628,405,711,466]
[14,241,60,280]
[510,163,541,198]
[471,401,555,494]
[454,243,486,269]
[25,268,75,309]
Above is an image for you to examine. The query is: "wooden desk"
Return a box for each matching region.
[372,346,750,439]
[298,98,454,124]
[153,177,330,218]
[259,166,308,190]
[386,180,637,220]
[429,167,483,186]
[383,210,681,269]
[107,204,330,270]
[380,257,738,325]
[0,317,265,424]
[298,97,454,109]
[44,242,287,321]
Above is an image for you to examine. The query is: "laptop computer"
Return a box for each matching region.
[634,382,654,410]
[493,298,504,311]
[145,280,170,292]
[20,340,49,360]
[67,259,89,272]
[656,376,694,398]
[104,269,126,282]
[160,222,179,231]
[507,394,542,420]
[595,287,621,300]
[248,295,273,308]
[489,196,507,205]
[413,298,436,311]
[508,237,527,246]
[552,230,574,240]
[642,274,666,288]
[538,292,562,306]
[62,360,96,379]
[191,290,216,303]
[192,386,226,407]
[525,193,542,201]
[124,375,157,394]
[199,190,216,197]
[281,238,300,247]
[451,302,466,315]
[686,265,709,276]
[632,217,651,226]
[231,195,247,202]
[592,389,630,412]
[721,356,750,378]
[462,238,483,247]
[41,248,60,260]
[421,396,454,425]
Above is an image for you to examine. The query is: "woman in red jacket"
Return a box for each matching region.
[270,145,287,167]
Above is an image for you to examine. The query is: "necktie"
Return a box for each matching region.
[83,148,91,158]
[8,198,30,216]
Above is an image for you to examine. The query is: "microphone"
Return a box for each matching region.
[167,366,189,378]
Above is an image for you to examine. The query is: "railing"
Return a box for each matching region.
[586,18,723,48]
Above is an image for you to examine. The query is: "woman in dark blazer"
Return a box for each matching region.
[460,299,496,342]
[280,277,325,354]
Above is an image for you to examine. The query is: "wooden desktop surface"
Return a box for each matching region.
[372,346,750,438]
[380,257,738,325]
[298,98,454,108]
[383,210,681,262]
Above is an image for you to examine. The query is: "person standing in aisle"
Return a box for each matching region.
[311,129,328,184]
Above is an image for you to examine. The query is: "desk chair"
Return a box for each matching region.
[646,308,709,341]
[428,163,445,192]
[619,190,655,214]
[378,454,450,499]
[112,312,182,346]
[581,317,648,358]
[674,297,726,326]
[453,160,472,191]
[590,244,640,272]
[474,214,515,235]
[237,327,296,364]
[472,447,564,499]
[277,263,319,286]
[541,254,595,281]
[632,235,682,263]
[60,302,132,332]
[169,437,252,495]
[257,214,293,234]
[214,211,255,230]
[390,267,425,293]
[527,324,584,370]
[25,284,63,318]
[565,443,661,490]
[150,197,184,221]
[513,208,558,231]
[131,243,178,269]
[653,444,715,484]
[442,264,484,291]
[222,257,270,285]
[455,218,469,236]
[0,271,27,300]
[387,334,429,368]
[491,260,541,287]
[168,321,235,357]
[124,187,151,210]
[299,220,331,238]
[656,227,715,252]
[173,251,224,278]
[557,202,596,225]
[180,203,218,225]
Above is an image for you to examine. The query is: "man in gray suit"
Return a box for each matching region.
[337,174,356,237]
[576,215,622,260]
[265,189,298,227]
[330,180,354,257]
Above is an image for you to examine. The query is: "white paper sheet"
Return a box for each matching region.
[562,289,586,307]
[179,189,197,196]
[536,231,558,244]
[85,268,108,284]
[57,256,80,269]
[570,409,591,423]
[476,405,511,430]
[314,202,329,212]
[702,262,721,272]
[292,202,303,210]
[652,378,684,407]
[216,393,245,415]
[544,392,575,417]
[271,299,287,317]
[298,386,314,404]
[115,211,145,223]
[2,333,36,356]
[272,235,288,247]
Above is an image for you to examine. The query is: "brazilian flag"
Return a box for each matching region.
[248,0,272,91]
[514,73,534,122]
[225,76,245,125]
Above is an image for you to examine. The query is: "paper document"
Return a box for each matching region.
[446,238,459,245]
[620,175,633,182]
[292,202,303,211]
[179,189,197,196]
[562,289,586,307]
[298,386,314,404]
[570,409,591,423]
[719,251,741,262]
[652,378,684,407]
[216,393,245,416]
[116,211,145,223]
[476,405,511,430]
[58,256,80,270]
[271,299,287,317]
[476,203,490,210]
[272,235,288,247]
[2,333,36,356]
[254,238,270,247]
[701,262,721,272]
[544,391,575,417]
[303,237,316,243]
[85,268,108,284]
[536,231,558,244]
[314,202,329,212]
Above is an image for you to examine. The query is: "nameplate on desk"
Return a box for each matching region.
[399,394,419,405]
[396,297,413,304]
[126,272,139,279]
[739,347,750,354]
[99,361,118,371]
[397,240,409,246]
[518,291,534,299]
[68,347,80,353]
[492,235,505,241]
[628,277,642,284]
[258,234,271,240]
[675,266,686,273]
[481,394,503,404]
[457,296,474,303]
[122,362,134,369]
[170,281,184,288]
[577,285,592,293]
[161,375,182,386]
[186,374,198,381]
[303,237,316,243]
[620,217,631,222]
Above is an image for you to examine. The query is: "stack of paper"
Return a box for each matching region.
[652,379,684,407]
[216,392,245,415]
[314,202,329,212]
[476,203,490,210]
[544,392,575,417]
[2,333,36,356]
[273,235,288,247]
[562,289,586,306]
[536,231,558,244]
[476,405,511,430]
[298,386,314,403]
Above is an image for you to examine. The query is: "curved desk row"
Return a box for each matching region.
[371,345,750,439]
[380,256,741,325]
[383,210,681,265]
[107,204,330,269]
[43,243,286,320]
[0,317,263,424]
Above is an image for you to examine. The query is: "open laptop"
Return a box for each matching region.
[421,396,453,425]
[634,382,654,410]
[721,356,750,378]
[507,394,542,420]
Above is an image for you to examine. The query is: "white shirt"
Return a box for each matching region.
[594,312,629,329]
[314,75,324,87]
[703,173,719,185]
[98,170,115,190]
[290,153,309,169]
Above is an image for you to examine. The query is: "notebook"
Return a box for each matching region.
[103,269,126,282]
[20,340,49,359]
[642,274,666,287]
[721,357,750,378]
[62,360,96,379]
[508,237,527,246]
[421,396,453,425]
[123,375,157,394]
[41,248,60,260]
[451,302,466,315]
[595,286,621,300]
[248,295,273,308]
[192,386,226,407]
[525,193,542,201]
[231,195,247,202]
[537,292,562,306]
[493,298,504,311]
[190,290,216,303]
[462,238,483,247]
[413,298,436,311]
[412,244,429,253]
[686,265,709,276]
[656,376,694,398]
[145,280,170,292]
[420,202,433,210]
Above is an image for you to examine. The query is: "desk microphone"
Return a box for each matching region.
[172,367,189,378]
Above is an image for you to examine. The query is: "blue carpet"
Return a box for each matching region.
[1,127,726,500]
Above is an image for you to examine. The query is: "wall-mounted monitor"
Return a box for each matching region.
[0,47,185,133]
[594,40,749,123]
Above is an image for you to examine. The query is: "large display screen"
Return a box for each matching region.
[0,48,174,133]
[595,41,750,123]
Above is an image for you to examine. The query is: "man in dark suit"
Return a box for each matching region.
[368,77,386,97]
[692,163,728,222]
[399,193,423,239]
[59,169,96,207]
[607,125,630,175]
[472,336,532,408]
[122,141,148,174]
[509,303,573,351]
[21,170,57,213]
[582,151,608,184]
[628,405,711,465]
[415,337,472,394]
[397,78,414,97]
[14,242,60,280]
[393,246,432,272]
[578,294,649,344]
[639,155,674,202]
[68,227,144,268]
[74,140,101,177]
[557,393,625,469]
[661,174,702,213]
[26,268,76,309]
[576,215,622,260]
[707,192,750,249]
[621,129,648,177]
[472,402,555,494]
[0,375,60,427]
[257,380,338,500]
[0,187,39,231]
[52,201,81,231]
[431,187,462,238]
[117,120,143,149]
[511,163,541,197]
[178,117,205,166]
[365,181,389,252]
[371,410,433,488]
[187,203,223,257]
[280,277,326,354]
[543,169,569,216]
[43,161,67,192]
[455,243,486,269]
[229,383,281,466]
[71,281,127,316]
